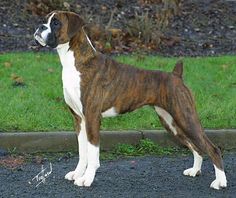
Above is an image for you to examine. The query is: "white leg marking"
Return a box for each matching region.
[102,107,118,118]
[74,142,100,187]
[65,120,88,181]
[210,165,227,190]
[183,150,203,177]
[155,106,178,135]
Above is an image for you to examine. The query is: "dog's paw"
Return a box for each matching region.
[74,167,96,187]
[183,168,201,177]
[65,171,76,181]
[210,178,227,190]
[74,175,94,187]
[65,169,86,181]
[72,171,85,180]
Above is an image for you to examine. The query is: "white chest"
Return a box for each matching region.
[57,43,83,117]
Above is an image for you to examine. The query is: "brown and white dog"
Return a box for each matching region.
[33,11,227,189]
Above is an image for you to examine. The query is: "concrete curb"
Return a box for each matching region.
[0,129,236,153]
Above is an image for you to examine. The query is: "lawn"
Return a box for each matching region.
[0,52,236,132]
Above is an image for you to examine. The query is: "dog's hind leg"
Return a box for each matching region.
[169,101,227,189]
[155,106,203,177]
[201,134,227,189]
[182,130,227,189]
[155,105,227,189]
[183,148,203,177]
[155,61,226,189]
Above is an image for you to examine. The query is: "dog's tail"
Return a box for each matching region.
[172,60,183,78]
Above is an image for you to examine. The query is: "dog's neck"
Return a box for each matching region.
[57,30,97,71]
[70,30,96,66]
[57,42,74,71]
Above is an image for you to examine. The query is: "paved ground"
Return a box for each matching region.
[0,153,235,198]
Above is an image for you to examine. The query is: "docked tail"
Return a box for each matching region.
[172,60,183,78]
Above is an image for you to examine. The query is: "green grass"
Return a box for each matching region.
[101,138,186,160]
[113,139,176,157]
[0,52,236,131]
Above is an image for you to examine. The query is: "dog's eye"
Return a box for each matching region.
[52,19,60,26]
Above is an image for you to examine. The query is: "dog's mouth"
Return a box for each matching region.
[34,34,47,47]
[28,36,44,51]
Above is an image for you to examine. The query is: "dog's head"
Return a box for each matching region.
[34,11,85,48]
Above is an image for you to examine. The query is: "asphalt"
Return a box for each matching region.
[0,153,236,198]
[0,130,236,153]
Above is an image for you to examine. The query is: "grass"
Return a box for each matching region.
[0,52,236,131]
[112,139,177,157]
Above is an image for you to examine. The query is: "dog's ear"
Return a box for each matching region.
[173,60,183,78]
[46,11,55,18]
[83,25,97,52]
[66,12,84,39]
[82,25,92,38]
[45,10,59,21]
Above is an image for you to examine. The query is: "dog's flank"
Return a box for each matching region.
[33,10,227,189]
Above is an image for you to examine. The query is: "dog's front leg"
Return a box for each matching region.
[65,115,88,181]
[74,111,101,187]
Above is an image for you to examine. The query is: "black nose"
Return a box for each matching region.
[39,25,47,31]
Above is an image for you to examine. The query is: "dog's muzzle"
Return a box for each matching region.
[34,33,46,47]
[34,25,48,47]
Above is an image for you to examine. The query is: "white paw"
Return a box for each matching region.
[210,178,227,190]
[183,168,201,177]
[73,171,84,180]
[65,171,76,181]
[74,175,94,187]
[65,169,86,181]
[74,167,96,187]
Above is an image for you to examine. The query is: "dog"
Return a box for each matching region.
[33,11,227,190]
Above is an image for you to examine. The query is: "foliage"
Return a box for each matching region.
[126,11,158,45]
[114,139,176,157]
[25,0,68,16]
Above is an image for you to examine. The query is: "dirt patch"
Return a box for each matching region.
[0,156,25,169]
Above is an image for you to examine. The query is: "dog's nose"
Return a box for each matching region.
[38,25,47,31]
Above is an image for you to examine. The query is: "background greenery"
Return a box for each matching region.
[0,52,235,132]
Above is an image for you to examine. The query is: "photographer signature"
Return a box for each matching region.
[28,163,52,187]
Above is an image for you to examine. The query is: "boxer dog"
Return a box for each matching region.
[33,11,227,189]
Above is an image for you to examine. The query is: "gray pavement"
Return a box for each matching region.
[0,153,235,198]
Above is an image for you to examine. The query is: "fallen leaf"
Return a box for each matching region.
[4,62,12,68]
[11,74,25,87]
[47,68,54,73]
[101,5,107,11]
[63,2,70,9]
[108,28,123,37]
[54,97,63,103]
[221,64,229,70]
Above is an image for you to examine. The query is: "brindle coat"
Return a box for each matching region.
[37,11,225,174]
